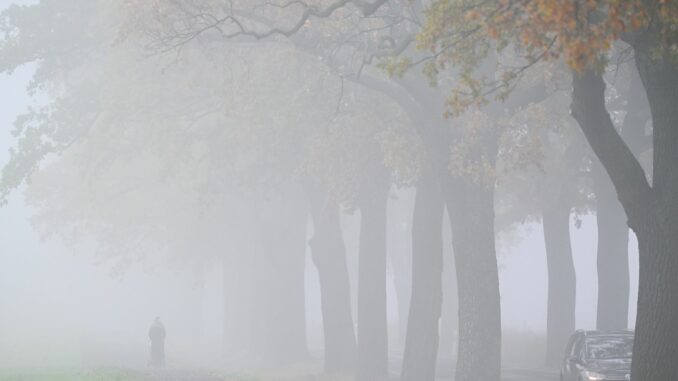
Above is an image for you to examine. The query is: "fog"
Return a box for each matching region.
[0,1,673,381]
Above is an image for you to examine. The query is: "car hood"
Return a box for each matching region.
[585,358,632,373]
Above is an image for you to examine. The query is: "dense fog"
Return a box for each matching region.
[0,1,675,381]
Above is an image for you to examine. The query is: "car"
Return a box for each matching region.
[560,330,634,381]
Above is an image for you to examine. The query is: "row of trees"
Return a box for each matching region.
[1,1,675,381]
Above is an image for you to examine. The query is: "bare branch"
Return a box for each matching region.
[142,0,391,53]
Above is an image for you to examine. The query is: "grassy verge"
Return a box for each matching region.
[0,368,145,381]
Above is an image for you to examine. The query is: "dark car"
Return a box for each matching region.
[560,330,633,381]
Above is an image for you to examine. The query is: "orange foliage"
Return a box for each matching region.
[418,0,677,113]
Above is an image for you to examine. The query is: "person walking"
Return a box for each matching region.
[148,317,166,368]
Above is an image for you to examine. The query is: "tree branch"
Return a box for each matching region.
[571,69,653,226]
[146,0,390,52]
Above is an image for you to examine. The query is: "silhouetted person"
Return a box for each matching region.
[148,317,166,368]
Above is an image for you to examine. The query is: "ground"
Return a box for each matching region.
[0,368,559,381]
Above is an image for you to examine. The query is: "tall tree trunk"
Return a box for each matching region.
[387,188,414,347]
[306,184,357,373]
[444,175,501,381]
[593,67,649,331]
[571,51,678,379]
[632,218,678,380]
[356,169,391,381]
[629,41,678,381]
[594,162,630,330]
[439,213,458,358]
[542,204,576,367]
[390,232,412,347]
[400,172,444,381]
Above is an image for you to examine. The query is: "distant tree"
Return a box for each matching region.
[119,3,436,379]
[0,0,417,371]
[117,2,556,380]
[494,91,593,366]
[0,9,318,360]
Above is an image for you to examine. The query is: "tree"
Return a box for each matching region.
[416,1,678,379]
[401,167,444,381]
[494,93,593,366]
[386,187,415,348]
[1,1,421,373]
[592,61,651,331]
[119,3,448,379]
[122,1,505,377]
[2,17,319,361]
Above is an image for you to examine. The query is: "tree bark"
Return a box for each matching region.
[632,218,678,381]
[400,172,445,381]
[629,41,678,381]
[571,70,651,229]
[571,52,678,379]
[358,70,509,381]
[439,216,458,358]
[594,67,649,331]
[387,188,414,347]
[390,225,412,347]
[356,168,391,381]
[444,174,501,381]
[306,184,357,373]
[542,204,577,367]
[594,161,630,330]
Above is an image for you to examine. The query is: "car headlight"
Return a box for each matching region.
[582,371,606,381]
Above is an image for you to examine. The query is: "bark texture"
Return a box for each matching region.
[388,188,414,347]
[307,184,357,373]
[444,175,501,381]
[571,51,678,379]
[400,172,445,381]
[594,161,630,330]
[593,69,648,330]
[439,219,458,358]
[542,204,577,367]
[629,41,678,381]
[356,167,391,381]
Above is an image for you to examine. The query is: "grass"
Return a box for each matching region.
[0,368,268,381]
[0,368,145,381]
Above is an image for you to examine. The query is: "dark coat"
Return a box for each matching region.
[148,321,166,367]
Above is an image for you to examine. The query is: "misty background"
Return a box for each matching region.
[0,58,639,369]
[2,1,668,380]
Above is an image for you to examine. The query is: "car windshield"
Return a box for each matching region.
[585,336,634,359]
